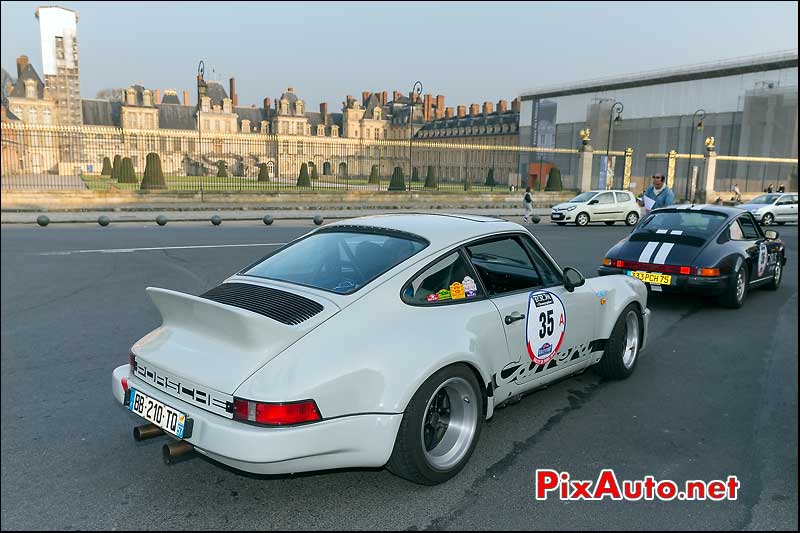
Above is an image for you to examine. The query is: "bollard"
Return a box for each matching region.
[156,215,168,226]
[98,215,110,227]
[531,215,541,224]
[313,215,324,226]
[37,215,50,227]
[262,215,274,226]
[211,215,222,226]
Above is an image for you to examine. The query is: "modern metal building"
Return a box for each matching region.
[519,50,798,193]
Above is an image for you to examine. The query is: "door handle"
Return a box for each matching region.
[504,313,525,325]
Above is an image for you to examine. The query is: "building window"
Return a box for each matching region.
[317,125,325,136]
[298,141,304,155]
[12,106,22,118]
[28,108,37,124]
[174,138,182,151]
[283,141,289,153]
[160,137,168,152]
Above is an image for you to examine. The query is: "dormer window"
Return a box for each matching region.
[281,100,289,114]
[374,107,381,120]
[296,101,304,115]
[201,96,210,113]
[331,125,339,136]
[223,99,231,113]
[317,124,325,136]
[25,80,36,99]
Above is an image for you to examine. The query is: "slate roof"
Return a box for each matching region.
[156,104,196,130]
[81,99,121,126]
[9,63,45,99]
[2,67,15,100]
[414,110,519,138]
[161,92,181,105]
[205,81,229,105]
[362,93,384,119]
[234,106,267,131]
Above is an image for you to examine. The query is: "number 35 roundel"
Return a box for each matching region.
[526,290,567,365]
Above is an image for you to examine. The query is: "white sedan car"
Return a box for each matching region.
[112,214,650,485]
[551,190,642,226]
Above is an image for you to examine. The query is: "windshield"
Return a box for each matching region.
[569,192,597,203]
[636,210,728,237]
[243,230,428,294]
[748,194,781,205]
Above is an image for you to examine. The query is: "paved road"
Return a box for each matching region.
[1,219,797,530]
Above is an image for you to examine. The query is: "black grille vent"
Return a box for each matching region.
[200,283,324,326]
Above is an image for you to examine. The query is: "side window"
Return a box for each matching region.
[737,215,761,240]
[520,235,563,287]
[729,220,745,240]
[402,251,483,304]
[466,237,541,296]
[594,192,615,204]
[614,192,632,203]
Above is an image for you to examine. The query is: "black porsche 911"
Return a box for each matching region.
[598,205,786,308]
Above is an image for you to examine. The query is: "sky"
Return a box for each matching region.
[1,1,797,110]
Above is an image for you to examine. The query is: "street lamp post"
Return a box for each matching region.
[197,61,208,201]
[685,109,705,202]
[408,81,422,194]
[606,101,623,189]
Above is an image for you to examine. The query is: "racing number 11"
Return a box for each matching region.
[539,310,554,338]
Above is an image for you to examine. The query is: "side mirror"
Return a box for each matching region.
[563,267,586,293]
[588,199,599,205]
[764,230,779,240]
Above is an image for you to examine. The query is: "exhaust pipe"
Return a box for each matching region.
[133,423,165,441]
[162,440,195,465]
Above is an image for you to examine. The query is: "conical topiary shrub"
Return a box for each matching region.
[545,166,563,191]
[388,166,406,191]
[258,163,270,182]
[118,157,138,184]
[411,167,420,182]
[141,152,167,190]
[424,165,438,189]
[216,160,227,178]
[310,163,319,180]
[484,168,495,187]
[369,165,380,185]
[111,155,122,180]
[101,157,113,177]
[297,163,311,187]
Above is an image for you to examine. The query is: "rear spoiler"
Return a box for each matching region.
[146,287,296,352]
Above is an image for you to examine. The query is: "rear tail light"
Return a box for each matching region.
[698,267,721,277]
[679,266,691,275]
[233,398,322,426]
[612,260,696,275]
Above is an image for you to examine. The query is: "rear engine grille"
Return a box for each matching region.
[200,283,324,325]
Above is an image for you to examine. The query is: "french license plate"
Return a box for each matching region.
[551,213,564,220]
[128,388,189,438]
[627,270,672,285]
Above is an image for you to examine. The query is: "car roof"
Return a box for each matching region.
[325,213,521,250]
[586,190,632,194]
[651,203,743,218]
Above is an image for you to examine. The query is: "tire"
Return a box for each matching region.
[625,211,640,226]
[604,221,615,226]
[556,222,567,226]
[386,364,483,485]
[766,253,783,290]
[762,213,774,226]
[595,303,642,380]
[575,212,590,226]
[719,263,748,308]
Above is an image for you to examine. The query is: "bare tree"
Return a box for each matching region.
[95,88,124,101]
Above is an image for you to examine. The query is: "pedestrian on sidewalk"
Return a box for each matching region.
[522,187,533,224]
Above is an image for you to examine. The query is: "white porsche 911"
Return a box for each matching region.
[112,214,650,485]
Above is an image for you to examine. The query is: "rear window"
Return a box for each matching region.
[636,210,728,238]
[243,229,428,294]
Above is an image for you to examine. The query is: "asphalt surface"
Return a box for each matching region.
[1,218,797,530]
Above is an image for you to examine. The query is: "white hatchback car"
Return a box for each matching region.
[739,193,798,226]
[551,190,642,227]
[112,214,649,485]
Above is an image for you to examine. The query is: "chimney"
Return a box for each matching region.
[320,102,328,124]
[381,91,387,105]
[483,101,494,115]
[423,94,433,121]
[142,89,152,107]
[469,103,479,117]
[435,95,445,119]
[154,89,161,105]
[393,90,402,102]
[457,105,466,118]
[183,90,190,106]
[497,99,508,113]
[511,97,521,112]
[287,87,295,93]
[362,91,371,106]
[16,55,29,77]
[229,77,238,107]
[445,107,454,118]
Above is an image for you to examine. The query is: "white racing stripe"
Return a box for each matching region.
[652,243,674,264]
[37,243,288,256]
[638,241,660,263]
